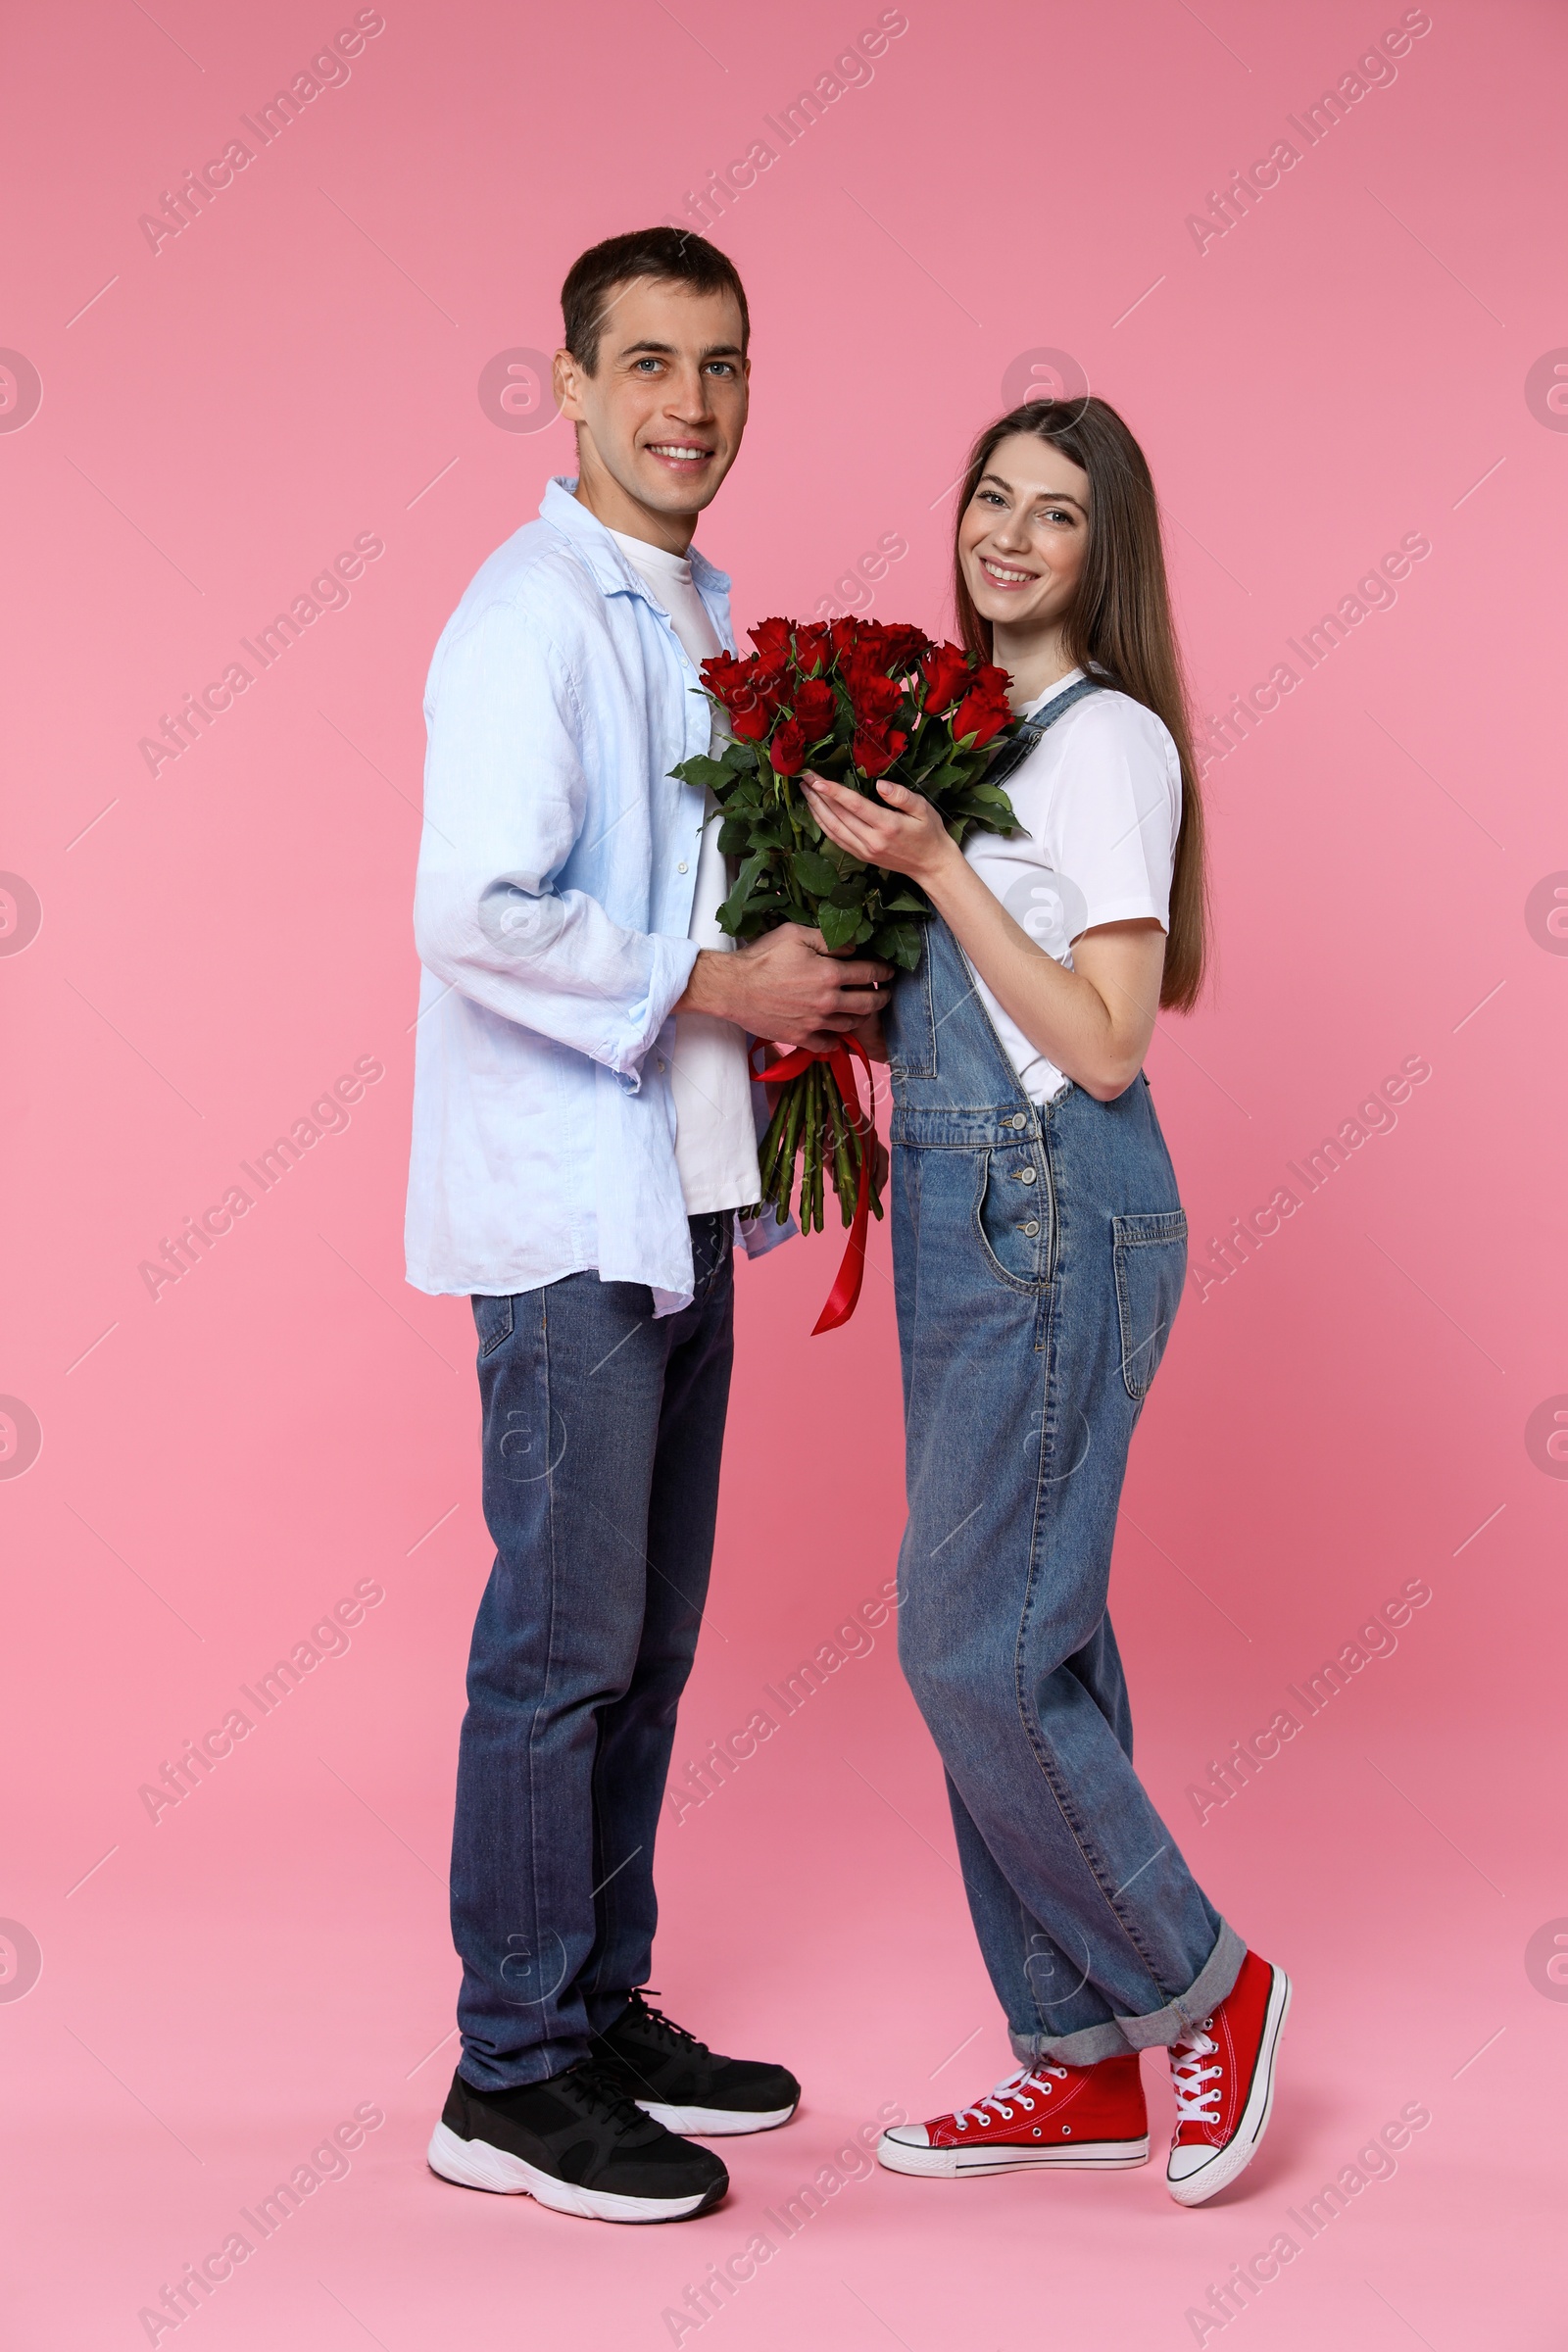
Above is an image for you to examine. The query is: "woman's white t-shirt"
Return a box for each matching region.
[962,668,1182,1104]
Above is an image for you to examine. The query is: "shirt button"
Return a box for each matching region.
[1022,1220,1040,1237]
[1011,1113,1028,1129]
[1018,1165,1037,1184]
[677,860,689,874]
[657,1057,666,1073]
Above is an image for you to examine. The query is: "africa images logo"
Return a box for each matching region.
[0,1396,43,1481]
[0,350,42,433]
[0,873,42,955]
[0,1920,43,2004]
[1002,865,1089,964]
[477,350,560,433]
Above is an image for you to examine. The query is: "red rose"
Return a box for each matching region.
[853,725,907,778]
[699,652,754,708]
[749,617,794,661]
[769,717,809,775]
[920,641,971,715]
[699,659,764,741]
[828,615,870,664]
[950,680,1010,748]
[843,660,905,731]
[728,698,772,742]
[790,677,837,736]
[863,621,927,672]
[703,650,789,740]
[792,622,830,674]
[947,661,1012,746]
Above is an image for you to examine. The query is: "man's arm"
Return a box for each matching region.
[414,595,697,1082]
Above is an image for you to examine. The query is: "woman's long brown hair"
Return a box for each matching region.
[952,397,1208,1011]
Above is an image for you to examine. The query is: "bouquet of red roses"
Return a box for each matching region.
[671,615,1022,1316]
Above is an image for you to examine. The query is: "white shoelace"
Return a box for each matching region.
[1170,2021,1223,2128]
[953,2063,1067,2131]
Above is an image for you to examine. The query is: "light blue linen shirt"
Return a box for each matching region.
[405,478,788,1313]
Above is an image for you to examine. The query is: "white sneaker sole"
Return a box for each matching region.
[636,2099,798,2136]
[1167,1966,1292,2208]
[426,2121,718,2223]
[877,2132,1150,2179]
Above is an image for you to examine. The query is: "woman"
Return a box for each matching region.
[803,398,1287,2207]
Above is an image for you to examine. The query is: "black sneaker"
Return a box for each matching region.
[592,1988,801,2136]
[427,2060,728,2223]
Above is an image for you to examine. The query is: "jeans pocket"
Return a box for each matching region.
[1111,1211,1188,1398]
[471,1293,514,1359]
[974,1146,1052,1290]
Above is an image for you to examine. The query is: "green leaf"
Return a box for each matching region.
[717,852,770,933]
[882,921,925,968]
[716,818,752,856]
[966,782,1020,814]
[817,902,861,951]
[880,888,929,913]
[946,798,1024,839]
[906,738,953,785]
[790,848,841,899]
[669,755,731,793]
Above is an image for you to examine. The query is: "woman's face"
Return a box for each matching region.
[957,431,1092,634]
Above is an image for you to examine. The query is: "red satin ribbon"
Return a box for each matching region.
[753,1034,874,1334]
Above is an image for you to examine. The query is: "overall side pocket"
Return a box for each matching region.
[973,1144,1054,1292]
[1111,1211,1188,1398]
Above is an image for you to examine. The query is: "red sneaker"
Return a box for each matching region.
[1166,1950,1291,2206]
[878,2055,1149,2178]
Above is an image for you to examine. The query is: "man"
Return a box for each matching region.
[406,227,890,2224]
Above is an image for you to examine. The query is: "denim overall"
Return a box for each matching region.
[884,681,1244,2065]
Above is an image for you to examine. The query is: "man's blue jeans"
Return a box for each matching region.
[450,1214,735,2091]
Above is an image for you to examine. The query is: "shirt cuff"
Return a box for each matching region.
[611,933,702,1093]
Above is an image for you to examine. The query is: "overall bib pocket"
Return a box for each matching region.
[1111,1210,1188,1398]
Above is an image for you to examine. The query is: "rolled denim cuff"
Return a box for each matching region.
[1007,1919,1248,2067]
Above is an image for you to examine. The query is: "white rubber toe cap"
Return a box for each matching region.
[881,2123,934,2149]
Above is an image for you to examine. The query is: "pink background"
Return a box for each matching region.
[4,1,1566,2344]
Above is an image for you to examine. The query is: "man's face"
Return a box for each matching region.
[555,277,749,535]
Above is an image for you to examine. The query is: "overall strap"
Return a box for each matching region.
[981,675,1104,795]
[886,674,1107,1135]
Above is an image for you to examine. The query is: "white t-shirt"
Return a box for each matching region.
[963,669,1182,1104]
[608,530,761,1214]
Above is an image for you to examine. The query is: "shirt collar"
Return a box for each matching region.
[540,476,731,599]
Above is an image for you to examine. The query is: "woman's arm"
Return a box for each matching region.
[801,772,1163,1102]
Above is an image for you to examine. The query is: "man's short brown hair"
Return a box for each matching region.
[561,227,750,375]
